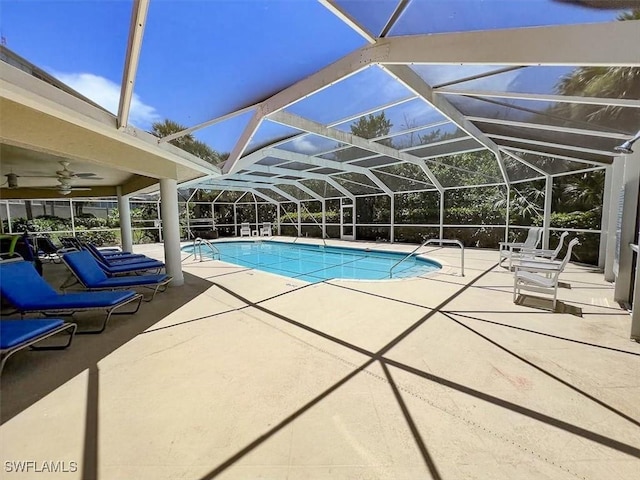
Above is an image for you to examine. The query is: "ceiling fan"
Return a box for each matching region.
[3,161,103,195]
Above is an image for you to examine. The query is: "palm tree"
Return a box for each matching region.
[151,119,227,166]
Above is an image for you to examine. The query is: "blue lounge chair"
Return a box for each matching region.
[62,251,172,301]
[83,243,164,272]
[0,319,77,375]
[83,242,148,262]
[0,261,143,334]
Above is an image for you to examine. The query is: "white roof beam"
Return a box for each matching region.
[222,110,263,173]
[433,66,525,89]
[117,0,149,129]
[487,133,617,159]
[158,104,257,144]
[466,116,631,140]
[500,150,549,177]
[384,64,510,185]
[200,185,279,206]
[502,146,605,166]
[238,147,394,195]
[318,0,376,44]
[205,180,299,204]
[381,21,640,66]
[437,88,640,109]
[225,174,324,202]
[269,110,443,191]
[241,164,355,200]
[379,0,410,38]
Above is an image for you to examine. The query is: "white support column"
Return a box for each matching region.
[390,194,395,243]
[599,165,613,270]
[117,186,133,252]
[605,157,625,282]
[233,203,238,236]
[542,176,552,250]
[321,199,326,239]
[439,191,445,240]
[159,178,184,287]
[254,194,259,231]
[6,201,12,234]
[614,153,640,303]
[277,206,281,235]
[157,199,163,242]
[505,185,511,242]
[70,199,76,236]
[297,203,301,237]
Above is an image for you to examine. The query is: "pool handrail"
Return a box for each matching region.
[389,238,464,278]
[183,237,220,262]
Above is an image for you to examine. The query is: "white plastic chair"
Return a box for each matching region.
[513,238,579,310]
[239,223,251,237]
[260,222,272,236]
[499,227,542,269]
[519,231,569,262]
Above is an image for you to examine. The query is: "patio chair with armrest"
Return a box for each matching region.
[260,222,272,236]
[0,261,143,334]
[61,251,172,301]
[499,227,542,269]
[518,231,569,262]
[0,319,77,375]
[240,223,251,237]
[513,238,580,310]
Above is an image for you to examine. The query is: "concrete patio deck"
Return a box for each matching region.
[1,238,639,479]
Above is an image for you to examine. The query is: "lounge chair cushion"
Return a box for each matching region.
[100,260,164,274]
[0,261,136,310]
[85,243,154,265]
[0,319,65,349]
[64,251,169,288]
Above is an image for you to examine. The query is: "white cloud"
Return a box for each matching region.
[54,72,161,129]
[291,135,318,154]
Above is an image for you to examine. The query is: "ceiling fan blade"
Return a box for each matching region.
[74,174,104,180]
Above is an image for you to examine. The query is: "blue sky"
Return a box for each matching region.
[0,0,629,155]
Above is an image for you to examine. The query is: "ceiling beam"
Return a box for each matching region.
[437,88,640,109]
[318,0,376,43]
[222,110,263,173]
[486,133,617,158]
[117,0,149,129]
[379,0,410,38]
[381,21,640,66]
[158,104,257,144]
[466,116,631,140]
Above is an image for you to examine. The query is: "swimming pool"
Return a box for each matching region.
[183,240,441,282]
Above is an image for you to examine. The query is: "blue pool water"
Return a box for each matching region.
[183,241,441,282]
